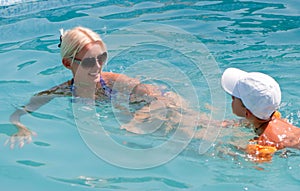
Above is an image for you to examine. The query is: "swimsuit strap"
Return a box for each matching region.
[100,75,113,97]
[70,78,75,92]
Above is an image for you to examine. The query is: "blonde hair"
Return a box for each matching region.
[59,26,107,59]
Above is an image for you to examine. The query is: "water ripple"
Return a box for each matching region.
[50,175,191,189]
[17,60,37,70]
[0,80,30,84]
[16,160,46,167]
[38,65,65,76]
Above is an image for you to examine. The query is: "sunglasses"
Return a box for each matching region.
[71,52,107,68]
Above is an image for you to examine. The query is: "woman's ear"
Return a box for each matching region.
[62,58,72,69]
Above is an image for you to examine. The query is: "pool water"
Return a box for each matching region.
[1,0,300,190]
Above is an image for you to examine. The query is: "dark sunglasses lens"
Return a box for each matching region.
[81,58,96,68]
[80,52,107,68]
[97,52,107,64]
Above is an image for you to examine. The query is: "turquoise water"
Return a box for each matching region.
[1,0,300,190]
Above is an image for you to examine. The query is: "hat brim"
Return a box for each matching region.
[221,68,248,98]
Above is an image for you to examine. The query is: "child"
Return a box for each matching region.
[221,68,300,161]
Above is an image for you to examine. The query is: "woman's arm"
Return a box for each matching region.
[8,95,56,148]
[102,72,162,102]
[8,82,69,148]
[10,95,56,126]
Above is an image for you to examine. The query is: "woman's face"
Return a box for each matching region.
[71,43,107,82]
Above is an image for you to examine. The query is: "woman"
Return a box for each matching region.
[9,26,166,148]
[9,26,233,149]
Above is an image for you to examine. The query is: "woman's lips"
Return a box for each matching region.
[88,71,100,76]
[88,73,100,83]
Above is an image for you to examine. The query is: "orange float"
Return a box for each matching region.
[246,143,277,162]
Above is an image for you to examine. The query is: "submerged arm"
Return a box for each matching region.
[8,83,68,148]
[8,94,56,148]
[10,94,56,128]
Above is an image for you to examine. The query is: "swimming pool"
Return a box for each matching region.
[1,0,300,190]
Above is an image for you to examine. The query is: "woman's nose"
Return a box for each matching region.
[95,60,101,69]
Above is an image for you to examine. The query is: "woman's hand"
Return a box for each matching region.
[6,123,36,149]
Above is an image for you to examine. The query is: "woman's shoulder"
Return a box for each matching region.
[35,80,72,96]
[101,72,131,79]
[101,72,139,84]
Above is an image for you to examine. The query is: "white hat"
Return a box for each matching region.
[221,68,281,120]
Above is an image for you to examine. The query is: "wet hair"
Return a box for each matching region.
[59,26,107,59]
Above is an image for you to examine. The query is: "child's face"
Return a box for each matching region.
[231,96,247,118]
